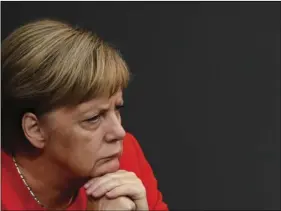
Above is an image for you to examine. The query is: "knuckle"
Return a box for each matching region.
[119,197,135,209]
[139,182,145,190]
[127,200,136,210]
[113,177,122,185]
[136,183,146,197]
[129,171,136,177]
[135,177,142,184]
[129,202,136,210]
[119,196,129,203]
[97,186,106,194]
[104,185,112,192]
[141,185,147,194]
[134,177,144,188]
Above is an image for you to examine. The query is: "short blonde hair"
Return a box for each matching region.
[2,19,130,151]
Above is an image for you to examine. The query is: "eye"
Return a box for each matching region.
[85,114,101,123]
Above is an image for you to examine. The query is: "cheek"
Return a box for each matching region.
[46,125,105,177]
[67,128,105,176]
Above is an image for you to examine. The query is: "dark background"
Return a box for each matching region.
[1,2,280,210]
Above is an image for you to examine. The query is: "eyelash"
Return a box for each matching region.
[86,115,100,123]
[115,104,124,111]
[86,105,124,123]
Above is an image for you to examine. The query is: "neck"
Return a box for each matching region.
[13,150,87,209]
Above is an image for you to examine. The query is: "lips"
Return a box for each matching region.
[103,151,122,161]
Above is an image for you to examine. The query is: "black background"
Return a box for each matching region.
[1,2,280,210]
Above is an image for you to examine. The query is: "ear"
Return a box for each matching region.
[22,112,46,149]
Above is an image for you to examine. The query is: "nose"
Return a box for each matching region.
[104,112,126,143]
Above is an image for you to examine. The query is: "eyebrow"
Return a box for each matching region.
[96,106,110,114]
[80,104,109,116]
[79,100,124,116]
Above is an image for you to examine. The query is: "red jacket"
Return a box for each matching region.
[1,133,168,210]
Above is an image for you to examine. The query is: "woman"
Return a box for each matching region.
[1,19,168,210]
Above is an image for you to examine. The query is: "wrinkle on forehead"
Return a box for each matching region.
[75,91,123,114]
[43,91,123,123]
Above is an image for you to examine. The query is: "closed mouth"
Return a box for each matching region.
[103,152,121,161]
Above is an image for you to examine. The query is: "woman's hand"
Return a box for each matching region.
[87,195,136,211]
[84,170,148,210]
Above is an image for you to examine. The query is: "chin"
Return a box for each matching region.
[92,157,120,177]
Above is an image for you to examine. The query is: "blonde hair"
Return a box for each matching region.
[2,19,130,151]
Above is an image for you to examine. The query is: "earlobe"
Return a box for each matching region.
[22,112,46,149]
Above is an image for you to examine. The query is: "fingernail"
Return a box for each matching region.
[84,183,90,189]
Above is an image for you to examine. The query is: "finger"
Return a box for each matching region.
[106,184,145,200]
[84,177,98,189]
[86,171,133,193]
[86,176,122,195]
[89,178,135,197]
[85,175,113,194]
[90,178,124,198]
[114,197,136,211]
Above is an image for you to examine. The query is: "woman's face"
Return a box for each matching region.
[39,91,126,178]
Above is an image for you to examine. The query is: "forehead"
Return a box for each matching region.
[76,91,123,113]
[45,91,123,121]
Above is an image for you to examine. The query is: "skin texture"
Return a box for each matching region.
[15,91,148,209]
[85,170,148,210]
[87,195,136,211]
